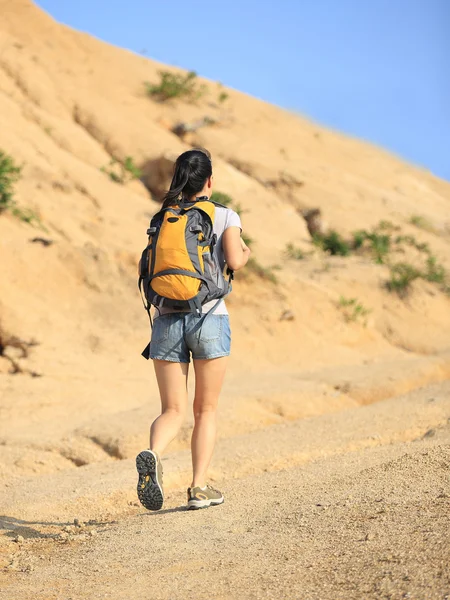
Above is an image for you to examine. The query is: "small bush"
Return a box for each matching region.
[211,190,253,246]
[377,220,399,232]
[216,83,229,104]
[410,214,435,233]
[338,296,371,324]
[370,233,391,264]
[353,230,391,264]
[285,243,305,260]
[313,230,350,256]
[352,222,433,265]
[304,218,448,298]
[218,91,229,104]
[234,202,247,217]
[387,263,421,295]
[123,156,141,179]
[242,234,253,248]
[145,70,206,103]
[10,205,42,227]
[352,230,365,250]
[101,156,141,184]
[210,191,246,216]
[0,151,43,228]
[0,151,22,212]
[424,256,446,284]
[245,257,278,283]
[210,191,233,207]
[395,234,430,255]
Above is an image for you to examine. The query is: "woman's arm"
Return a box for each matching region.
[222,226,251,271]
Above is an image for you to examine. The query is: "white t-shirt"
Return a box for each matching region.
[157,206,242,316]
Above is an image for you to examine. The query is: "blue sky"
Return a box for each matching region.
[35,0,450,181]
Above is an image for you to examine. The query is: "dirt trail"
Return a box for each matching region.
[1,383,449,599]
[1,380,449,524]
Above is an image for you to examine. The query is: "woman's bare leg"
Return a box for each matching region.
[150,360,189,456]
[191,357,228,487]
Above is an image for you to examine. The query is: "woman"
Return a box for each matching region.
[136,148,250,511]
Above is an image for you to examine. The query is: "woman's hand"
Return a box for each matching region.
[223,226,251,271]
[240,238,251,253]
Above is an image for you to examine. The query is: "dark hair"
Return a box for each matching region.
[162,148,212,208]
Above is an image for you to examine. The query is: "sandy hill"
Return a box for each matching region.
[0,2,449,598]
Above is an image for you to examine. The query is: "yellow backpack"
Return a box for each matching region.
[139,197,233,357]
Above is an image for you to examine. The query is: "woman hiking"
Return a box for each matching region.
[136,148,250,511]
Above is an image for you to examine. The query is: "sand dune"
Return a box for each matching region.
[0,1,449,598]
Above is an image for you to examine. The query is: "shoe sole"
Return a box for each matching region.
[187,497,224,510]
[136,450,164,511]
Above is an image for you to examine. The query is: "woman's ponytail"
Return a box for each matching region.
[162,148,212,208]
[162,161,190,208]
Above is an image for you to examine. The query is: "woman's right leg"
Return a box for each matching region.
[150,360,189,456]
[191,357,228,487]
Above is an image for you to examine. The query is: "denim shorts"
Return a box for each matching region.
[149,313,231,363]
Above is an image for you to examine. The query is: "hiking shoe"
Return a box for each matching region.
[136,450,164,511]
[187,485,224,510]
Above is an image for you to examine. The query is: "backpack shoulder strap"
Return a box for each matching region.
[180,199,215,226]
[210,201,228,209]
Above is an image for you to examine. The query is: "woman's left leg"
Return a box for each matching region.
[136,359,189,512]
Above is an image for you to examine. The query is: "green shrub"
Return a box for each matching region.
[394,234,430,255]
[242,234,254,248]
[352,230,366,250]
[424,256,446,284]
[313,230,350,256]
[0,151,22,212]
[410,214,435,233]
[387,263,421,295]
[352,222,433,265]
[369,233,391,263]
[377,220,399,232]
[123,156,141,179]
[145,70,206,102]
[0,151,44,228]
[245,257,278,283]
[313,220,435,266]
[386,254,447,297]
[10,205,42,227]
[304,218,448,297]
[211,190,252,245]
[210,191,233,206]
[101,156,141,184]
[210,191,246,216]
[218,91,229,104]
[352,221,398,264]
[285,242,305,260]
[352,230,391,264]
[338,296,371,324]
[232,202,247,217]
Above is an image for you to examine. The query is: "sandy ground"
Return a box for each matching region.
[1,382,449,599]
[0,2,449,599]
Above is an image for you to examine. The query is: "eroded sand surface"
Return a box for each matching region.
[1,2,449,598]
[1,384,449,599]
